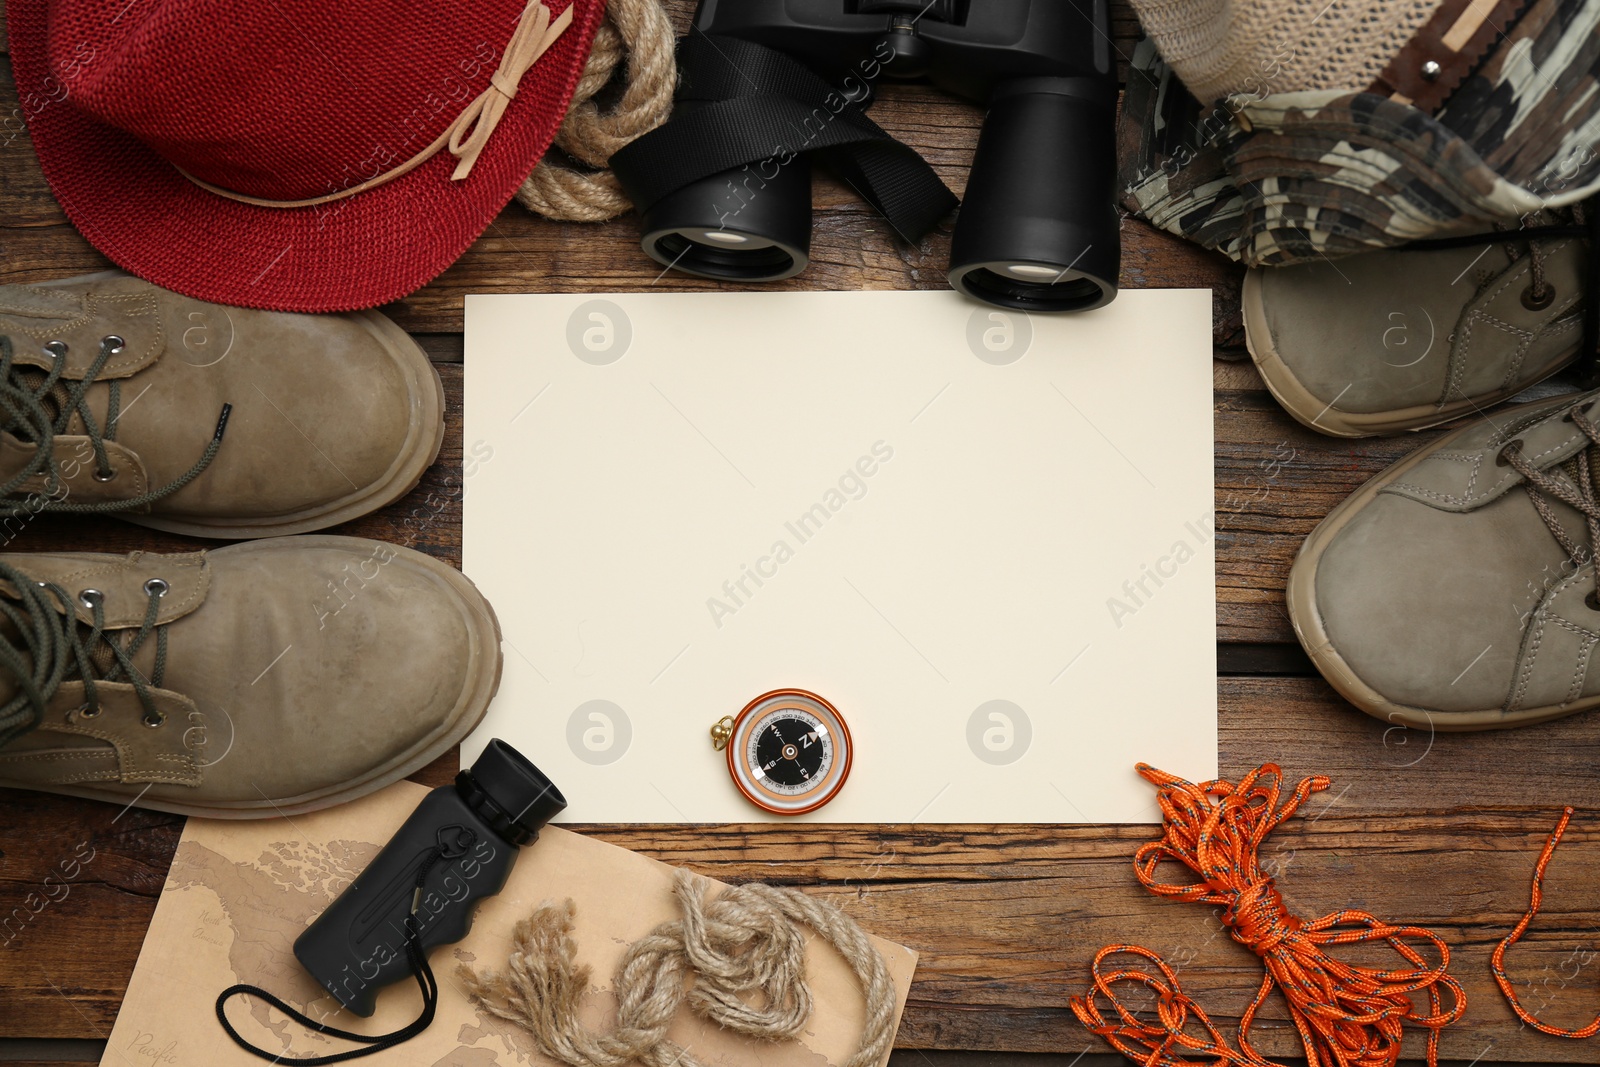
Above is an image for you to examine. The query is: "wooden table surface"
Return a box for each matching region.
[2,3,1598,1065]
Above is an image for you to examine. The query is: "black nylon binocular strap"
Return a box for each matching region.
[610,33,958,243]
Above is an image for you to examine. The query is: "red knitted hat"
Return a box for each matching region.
[8,0,605,312]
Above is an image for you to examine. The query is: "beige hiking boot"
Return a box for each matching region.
[0,537,501,817]
[1244,214,1594,437]
[1289,387,1600,731]
[0,272,444,538]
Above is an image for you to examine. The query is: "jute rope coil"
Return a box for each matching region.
[518,0,676,221]
[457,869,898,1067]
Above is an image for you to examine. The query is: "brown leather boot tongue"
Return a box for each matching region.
[0,281,165,379]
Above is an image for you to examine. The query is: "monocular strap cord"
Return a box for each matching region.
[215,846,450,1065]
[609,34,958,243]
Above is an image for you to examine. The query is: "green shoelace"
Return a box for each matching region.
[0,334,231,515]
[0,559,173,749]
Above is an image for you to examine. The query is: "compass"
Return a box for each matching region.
[711,689,852,815]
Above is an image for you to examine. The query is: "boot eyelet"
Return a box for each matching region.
[1586,591,1600,611]
[42,340,69,360]
[102,335,126,354]
[1522,284,1555,311]
[93,468,118,482]
[142,712,166,728]
[78,589,103,609]
[77,703,100,720]
[143,578,169,597]
[1496,440,1524,467]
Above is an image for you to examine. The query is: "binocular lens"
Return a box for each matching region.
[639,158,813,283]
[633,80,1119,313]
[947,80,1120,313]
[950,264,1111,313]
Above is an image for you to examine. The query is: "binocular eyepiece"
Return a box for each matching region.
[624,0,1120,314]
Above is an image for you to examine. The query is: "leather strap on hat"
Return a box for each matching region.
[177,0,574,209]
[1368,0,1531,114]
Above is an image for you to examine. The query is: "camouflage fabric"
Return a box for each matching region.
[1119,0,1600,266]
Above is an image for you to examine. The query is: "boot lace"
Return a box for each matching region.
[1497,401,1600,605]
[0,334,231,516]
[0,559,176,748]
[1497,210,1563,306]
[1401,197,1600,385]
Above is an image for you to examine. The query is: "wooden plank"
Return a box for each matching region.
[1216,643,1316,676]
[5,677,1598,1059]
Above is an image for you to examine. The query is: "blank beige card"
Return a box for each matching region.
[462,290,1216,822]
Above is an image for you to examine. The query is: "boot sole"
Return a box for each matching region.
[17,536,503,818]
[1287,390,1599,731]
[122,310,448,539]
[1242,268,1577,439]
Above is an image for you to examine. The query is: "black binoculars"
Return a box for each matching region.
[614,0,1120,313]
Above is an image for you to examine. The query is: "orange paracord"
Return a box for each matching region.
[1491,806,1600,1040]
[1069,763,1465,1067]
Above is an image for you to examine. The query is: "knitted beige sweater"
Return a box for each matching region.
[1129,0,1449,103]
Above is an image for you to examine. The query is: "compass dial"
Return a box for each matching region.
[722,690,851,815]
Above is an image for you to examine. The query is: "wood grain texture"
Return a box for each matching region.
[3,1,1599,1062]
[5,678,1599,1060]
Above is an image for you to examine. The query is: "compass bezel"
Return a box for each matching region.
[724,688,852,815]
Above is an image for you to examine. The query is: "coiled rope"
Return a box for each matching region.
[1070,763,1465,1067]
[457,868,896,1067]
[517,0,676,221]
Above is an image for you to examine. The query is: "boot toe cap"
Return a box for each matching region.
[162,538,499,812]
[1308,492,1529,715]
